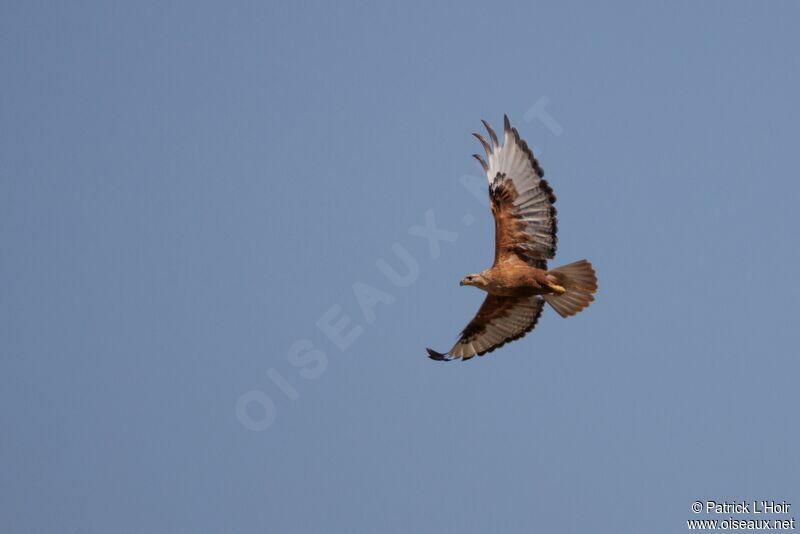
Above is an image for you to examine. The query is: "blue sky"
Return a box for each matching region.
[2,2,799,533]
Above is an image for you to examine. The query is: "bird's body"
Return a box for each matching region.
[464,257,555,297]
[427,116,598,362]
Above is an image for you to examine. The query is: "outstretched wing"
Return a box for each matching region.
[427,295,544,361]
[473,116,557,268]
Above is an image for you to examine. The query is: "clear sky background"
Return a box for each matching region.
[2,2,799,533]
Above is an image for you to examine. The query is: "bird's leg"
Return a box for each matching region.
[545,274,567,295]
[549,283,566,295]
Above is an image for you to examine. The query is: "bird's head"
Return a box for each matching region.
[460,272,489,289]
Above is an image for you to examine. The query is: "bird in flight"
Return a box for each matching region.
[427,115,597,362]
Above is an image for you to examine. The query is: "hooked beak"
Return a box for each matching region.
[459,278,467,286]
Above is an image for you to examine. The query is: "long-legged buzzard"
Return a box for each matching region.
[427,115,597,362]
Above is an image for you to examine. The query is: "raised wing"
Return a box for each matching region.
[473,116,557,268]
[427,295,544,361]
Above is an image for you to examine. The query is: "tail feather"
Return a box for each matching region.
[543,260,597,318]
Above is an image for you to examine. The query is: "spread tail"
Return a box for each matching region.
[543,260,597,318]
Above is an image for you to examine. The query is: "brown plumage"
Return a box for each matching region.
[427,115,598,362]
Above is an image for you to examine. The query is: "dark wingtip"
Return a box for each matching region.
[427,348,451,361]
[472,154,488,172]
[471,132,491,154]
[503,114,511,132]
[480,119,499,147]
